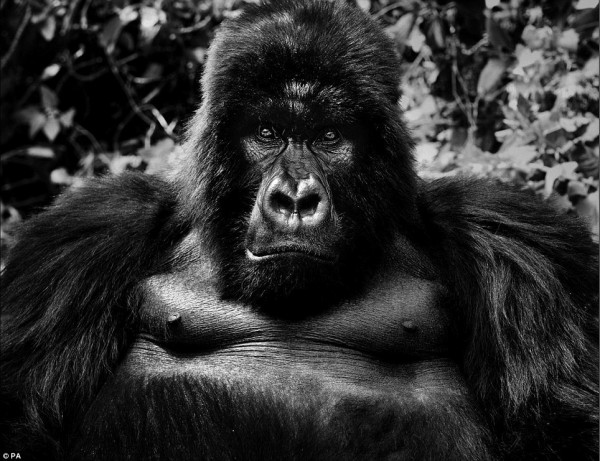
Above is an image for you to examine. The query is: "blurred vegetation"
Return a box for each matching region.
[1,0,598,263]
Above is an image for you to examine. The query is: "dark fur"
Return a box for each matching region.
[67,374,494,461]
[420,177,598,458]
[1,1,598,459]
[0,174,185,458]
[177,0,420,310]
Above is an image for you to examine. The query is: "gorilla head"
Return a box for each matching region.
[180,0,419,308]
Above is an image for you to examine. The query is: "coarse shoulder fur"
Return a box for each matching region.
[419,176,598,460]
[0,172,184,458]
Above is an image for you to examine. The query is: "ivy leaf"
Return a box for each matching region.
[40,86,58,110]
[17,107,47,138]
[477,58,507,97]
[42,64,61,80]
[27,147,55,158]
[557,29,579,52]
[59,109,76,128]
[40,16,56,41]
[43,117,61,141]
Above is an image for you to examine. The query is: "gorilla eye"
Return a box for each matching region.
[317,129,341,144]
[257,125,277,141]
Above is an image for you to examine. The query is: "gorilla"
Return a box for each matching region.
[1,1,598,460]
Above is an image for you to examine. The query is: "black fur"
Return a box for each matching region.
[67,373,495,461]
[1,174,184,458]
[420,177,598,458]
[1,1,598,459]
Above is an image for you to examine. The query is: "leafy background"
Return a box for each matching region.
[1,0,598,267]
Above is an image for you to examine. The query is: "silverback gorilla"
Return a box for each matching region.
[1,1,598,460]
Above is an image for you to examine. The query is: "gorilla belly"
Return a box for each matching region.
[68,269,495,460]
[70,340,494,460]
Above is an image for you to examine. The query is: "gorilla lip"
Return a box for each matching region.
[245,246,335,263]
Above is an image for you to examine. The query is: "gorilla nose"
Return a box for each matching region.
[263,176,329,228]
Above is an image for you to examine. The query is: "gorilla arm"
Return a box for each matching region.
[421,177,599,458]
[0,172,182,456]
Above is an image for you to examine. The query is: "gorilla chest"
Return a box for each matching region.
[137,265,452,365]
[72,272,492,459]
[131,267,458,389]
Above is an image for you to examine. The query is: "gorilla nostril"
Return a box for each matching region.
[270,191,295,215]
[297,194,321,217]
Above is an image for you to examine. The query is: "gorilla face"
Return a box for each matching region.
[235,98,366,308]
[183,0,419,309]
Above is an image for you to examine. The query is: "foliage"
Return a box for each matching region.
[393,0,599,238]
[1,0,598,261]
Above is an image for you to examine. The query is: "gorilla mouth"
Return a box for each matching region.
[246,245,336,263]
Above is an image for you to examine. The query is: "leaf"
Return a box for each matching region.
[567,180,588,199]
[559,116,587,133]
[575,0,599,9]
[419,95,438,116]
[521,25,554,50]
[517,94,532,121]
[59,109,76,128]
[356,0,371,12]
[407,26,426,53]
[497,145,539,165]
[42,64,61,80]
[486,16,513,52]
[544,126,568,148]
[571,144,599,178]
[428,18,445,50]
[516,47,543,68]
[99,16,124,53]
[477,58,507,97]
[43,117,61,141]
[415,142,439,167]
[40,16,56,41]
[142,63,163,80]
[580,57,599,83]
[109,155,143,174]
[557,29,579,52]
[544,162,579,196]
[27,147,55,158]
[50,168,74,185]
[139,6,166,44]
[119,5,139,23]
[138,138,175,161]
[190,47,207,64]
[581,118,599,142]
[17,107,47,138]
[385,13,414,48]
[40,85,58,109]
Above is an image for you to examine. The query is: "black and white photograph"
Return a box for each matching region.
[1,0,598,459]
